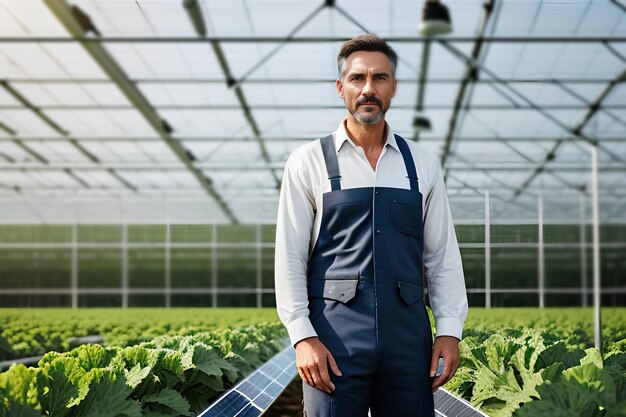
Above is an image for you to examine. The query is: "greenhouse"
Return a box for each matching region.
[0,0,624,416]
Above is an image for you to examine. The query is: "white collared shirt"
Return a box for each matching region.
[275,119,468,346]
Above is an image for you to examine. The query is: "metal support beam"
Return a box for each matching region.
[579,191,588,307]
[538,195,545,308]
[43,0,238,223]
[441,0,496,166]
[485,190,491,308]
[0,36,623,43]
[591,143,602,351]
[3,161,626,172]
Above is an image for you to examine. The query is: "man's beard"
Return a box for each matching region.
[350,96,386,125]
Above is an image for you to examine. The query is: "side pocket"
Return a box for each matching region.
[307,279,359,303]
[397,280,424,307]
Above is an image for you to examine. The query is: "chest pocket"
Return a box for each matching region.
[390,198,423,239]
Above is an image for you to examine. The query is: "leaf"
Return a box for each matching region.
[73,370,142,417]
[535,343,585,372]
[0,402,41,417]
[562,349,603,390]
[68,344,116,371]
[124,364,151,389]
[191,345,225,377]
[0,364,39,407]
[36,357,85,417]
[142,388,192,416]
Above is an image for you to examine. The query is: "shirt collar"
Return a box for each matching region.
[334,118,400,153]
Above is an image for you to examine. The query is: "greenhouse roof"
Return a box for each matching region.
[0,0,624,224]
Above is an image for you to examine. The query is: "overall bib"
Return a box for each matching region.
[303,134,434,417]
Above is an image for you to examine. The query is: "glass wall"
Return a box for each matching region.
[0,193,624,308]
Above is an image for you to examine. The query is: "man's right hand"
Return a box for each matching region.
[295,336,342,393]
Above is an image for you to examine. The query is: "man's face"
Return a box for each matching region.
[337,51,397,126]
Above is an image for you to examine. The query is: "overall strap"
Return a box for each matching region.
[320,134,342,191]
[394,134,419,192]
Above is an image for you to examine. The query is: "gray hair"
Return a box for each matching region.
[337,34,398,80]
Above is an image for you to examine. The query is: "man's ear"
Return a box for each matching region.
[336,79,344,98]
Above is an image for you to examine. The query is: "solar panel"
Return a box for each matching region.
[198,345,488,417]
[197,344,297,417]
[434,388,491,417]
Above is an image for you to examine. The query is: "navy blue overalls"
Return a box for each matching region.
[303,134,435,417]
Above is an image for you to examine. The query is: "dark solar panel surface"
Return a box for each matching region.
[434,388,491,417]
[198,345,297,417]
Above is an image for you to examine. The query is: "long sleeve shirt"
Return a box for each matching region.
[275,119,468,347]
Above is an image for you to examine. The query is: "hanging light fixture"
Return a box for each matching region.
[419,0,452,37]
[183,0,207,38]
[413,114,432,133]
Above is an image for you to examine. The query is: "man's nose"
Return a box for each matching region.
[362,78,375,95]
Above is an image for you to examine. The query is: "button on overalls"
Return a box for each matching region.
[303,134,434,417]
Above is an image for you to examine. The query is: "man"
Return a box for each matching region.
[275,34,468,417]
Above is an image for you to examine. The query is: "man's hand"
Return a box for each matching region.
[295,337,342,393]
[430,335,460,393]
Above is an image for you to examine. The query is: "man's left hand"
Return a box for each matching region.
[430,335,460,393]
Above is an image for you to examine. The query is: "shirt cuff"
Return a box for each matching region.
[434,317,464,341]
[286,315,318,347]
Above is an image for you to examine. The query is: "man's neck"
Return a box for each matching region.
[344,117,387,152]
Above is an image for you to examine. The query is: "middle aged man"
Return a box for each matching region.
[275,34,468,417]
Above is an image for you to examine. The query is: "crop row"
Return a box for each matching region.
[0,308,279,361]
[0,321,286,417]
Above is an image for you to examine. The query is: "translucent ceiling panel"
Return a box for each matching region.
[73,0,194,37]
[0,110,59,136]
[405,108,454,140]
[421,43,467,80]
[12,82,131,107]
[25,141,92,163]
[266,140,314,163]
[28,169,81,187]
[391,81,417,108]
[0,141,33,162]
[583,110,626,138]
[139,83,239,106]
[209,0,321,37]
[223,42,337,80]
[184,141,262,163]
[604,84,626,106]
[207,170,276,188]
[159,109,251,137]
[551,44,624,79]
[461,109,574,139]
[72,170,125,188]
[135,142,179,162]
[505,83,589,107]
[116,170,180,188]
[43,109,155,137]
[450,141,547,165]
[3,170,41,188]
[0,88,19,106]
[252,108,345,138]
[0,0,69,37]
[105,43,225,79]
[242,83,338,107]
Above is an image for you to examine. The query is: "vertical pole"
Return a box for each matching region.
[122,223,128,308]
[71,223,78,309]
[484,190,491,308]
[538,195,545,308]
[591,143,602,351]
[212,223,217,307]
[165,223,171,308]
[579,192,588,308]
[256,224,262,308]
